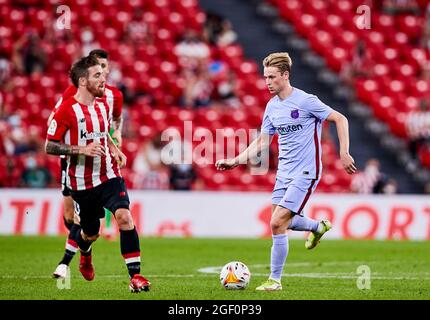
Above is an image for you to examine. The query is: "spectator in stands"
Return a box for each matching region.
[381,178,398,194]
[0,53,11,87]
[169,163,198,190]
[80,26,101,56]
[12,31,47,75]
[0,120,13,155]
[126,9,154,45]
[373,175,398,194]
[424,181,430,193]
[132,134,170,190]
[203,12,237,47]
[203,12,224,45]
[405,99,430,158]
[20,153,52,188]
[215,70,240,108]
[382,0,420,15]
[350,158,382,194]
[174,29,210,72]
[422,5,430,50]
[340,40,373,87]
[180,62,213,108]
[216,20,237,47]
[418,60,430,84]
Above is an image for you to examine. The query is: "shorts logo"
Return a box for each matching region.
[48,119,57,135]
[291,109,299,119]
[119,191,126,197]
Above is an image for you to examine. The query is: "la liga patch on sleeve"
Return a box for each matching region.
[48,119,57,136]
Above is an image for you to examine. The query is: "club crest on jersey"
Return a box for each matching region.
[80,130,107,140]
[291,109,299,119]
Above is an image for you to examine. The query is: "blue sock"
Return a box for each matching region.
[269,234,288,282]
[288,215,319,232]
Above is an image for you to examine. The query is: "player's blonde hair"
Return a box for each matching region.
[263,52,292,75]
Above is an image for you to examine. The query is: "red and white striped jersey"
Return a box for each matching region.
[47,97,121,191]
[53,84,123,119]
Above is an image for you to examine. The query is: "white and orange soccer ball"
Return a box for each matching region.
[219,261,251,290]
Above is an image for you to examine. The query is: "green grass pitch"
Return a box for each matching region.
[0,236,429,300]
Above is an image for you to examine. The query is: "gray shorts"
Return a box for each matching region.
[272,176,319,215]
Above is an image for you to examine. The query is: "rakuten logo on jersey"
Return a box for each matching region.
[277,124,303,135]
[80,130,107,140]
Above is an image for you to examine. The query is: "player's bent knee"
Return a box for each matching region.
[86,233,100,242]
[114,208,134,230]
[270,219,284,233]
[81,219,101,239]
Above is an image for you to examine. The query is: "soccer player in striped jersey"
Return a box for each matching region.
[215,52,356,291]
[46,55,150,292]
[50,50,121,279]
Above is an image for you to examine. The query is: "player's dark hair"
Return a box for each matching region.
[89,49,109,60]
[69,55,100,87]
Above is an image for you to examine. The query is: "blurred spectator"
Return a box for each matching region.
[174,29,210,71]
[340,40,373,87]
[405,99,430,158]
[373,175,398,194]
[0,54,11,87]
[216,20,237,47]
[351,158,398,194]
[215,70,240,108]
[80,26,100,56]
[126,9,154,45]
[418,61,430,83]
[169,163,198,190]
[382,178,398,194]
[382,0,420,15]
[422,13,430,50]
[350,158,382,193]
[203,12,237,47]
[132,134,169,190]
[12,31,47,75]
[180,63,213,108]
[20,154,52,188]
[203,12,224,45]
[0,120,14,155]
[424,181,430,193]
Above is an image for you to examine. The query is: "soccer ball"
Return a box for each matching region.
[219,261,251,290]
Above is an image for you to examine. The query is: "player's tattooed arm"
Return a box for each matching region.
[45,140,105,157]
[45,140,81,155]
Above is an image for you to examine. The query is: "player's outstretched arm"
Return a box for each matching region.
[215,133,272,171]
[45,140,105,157]
[326,111,357,175]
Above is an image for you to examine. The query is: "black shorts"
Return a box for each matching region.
[70,177,130,236]
[60,158,71,197]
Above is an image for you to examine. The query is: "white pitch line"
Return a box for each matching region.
[0,274,209,280]
[2,260,430,281]
[197,262,430,281]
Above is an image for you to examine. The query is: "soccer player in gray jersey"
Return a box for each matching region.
[215,52,356,291]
